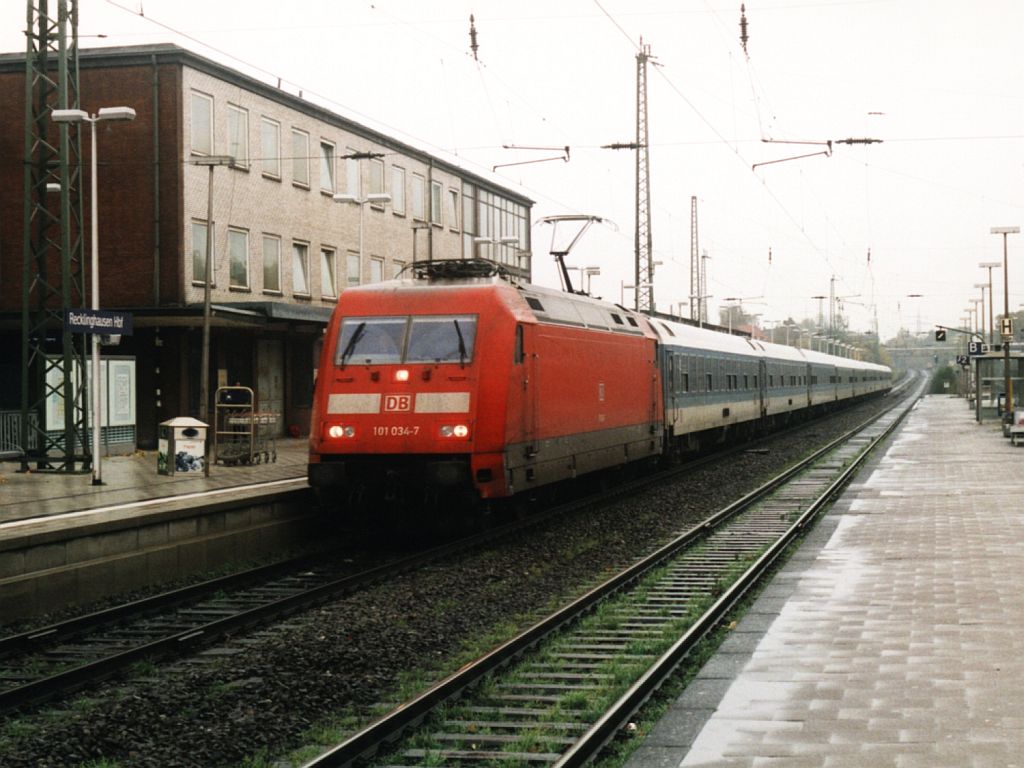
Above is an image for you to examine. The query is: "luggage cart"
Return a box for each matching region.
[215,386,253,465]
[214,386,279,465]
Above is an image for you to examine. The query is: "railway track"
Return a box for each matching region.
[300,378,924,768]
[0,386,912,724]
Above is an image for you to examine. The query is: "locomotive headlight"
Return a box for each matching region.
[394,369,410,382]
[440,424,470,438]
[327,425,355,439]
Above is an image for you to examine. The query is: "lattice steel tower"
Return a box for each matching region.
[634,40,654,313]
[20,0,90,472]
[689,196,699,321]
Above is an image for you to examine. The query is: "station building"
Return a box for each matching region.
[0,44,532,452]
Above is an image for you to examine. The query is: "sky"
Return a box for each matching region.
[4,0,1023,342]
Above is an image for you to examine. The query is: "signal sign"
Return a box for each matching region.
[935,329,946,342]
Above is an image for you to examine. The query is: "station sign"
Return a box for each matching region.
[968,340,986,355]
[64,309,134,336]
[956,354,969,367]
[1001,317,1014,340]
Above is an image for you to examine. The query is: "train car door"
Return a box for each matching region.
[805,362,812,407]
[517,324,539,457]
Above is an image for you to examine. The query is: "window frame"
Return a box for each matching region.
[260,117,281,179]
[391,166,406,216]
[319,139,336,194]
[291,128,310,188]
[411,173,426,221]
[191,220,214,287]
[228,227,250,290]
[430,180,443,226]
[190,91,213,156]
[347,251,361,287]
[320,246,337,299]
[227,103,249,169]
[262,234,281,294]
[447,187,460,231]
[292,241,311,297]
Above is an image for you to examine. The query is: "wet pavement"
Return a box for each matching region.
[0,437,310,527]
[626,395,1024,768]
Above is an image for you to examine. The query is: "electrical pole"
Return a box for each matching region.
[690,196,699,322]
[21,0,89,473]
[634,40,655,313]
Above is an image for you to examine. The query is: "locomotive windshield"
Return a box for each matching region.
[335,315,477,366]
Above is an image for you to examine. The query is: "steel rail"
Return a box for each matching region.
[300,384,916,768]
[555,378,923,767]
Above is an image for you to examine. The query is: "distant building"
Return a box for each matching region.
[0,44,532,450]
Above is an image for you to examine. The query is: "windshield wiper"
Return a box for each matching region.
[339,322,366,368]
[453,319,467,367]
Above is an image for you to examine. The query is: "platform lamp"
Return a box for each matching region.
[991,227,1020,417]
[979,261,1001,346]
[190,155,236,445]
[51,105,136,486]
[973,283,988,343]
[334,192,392,284]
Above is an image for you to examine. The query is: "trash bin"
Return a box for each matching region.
[158,417,209,475]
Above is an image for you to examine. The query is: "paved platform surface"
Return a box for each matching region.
[627,395,1024,768]
[0,437,309,526]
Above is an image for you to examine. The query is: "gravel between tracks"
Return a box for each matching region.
[0,398,894,767]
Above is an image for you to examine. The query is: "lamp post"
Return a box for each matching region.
[991,226,1020,417]
[51,105,136,486]
[973,283,988,343]
[190,155,235,436]
[334,192,392,284]
[979,261,1001,346]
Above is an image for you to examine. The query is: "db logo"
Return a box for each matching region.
[383,394,412,412]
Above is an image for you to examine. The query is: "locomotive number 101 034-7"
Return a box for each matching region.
[372,425,421,437]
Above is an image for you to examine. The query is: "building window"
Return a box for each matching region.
[391,166,406,215]
[291,128,309,187]
[370,257,384,283]
[447,188,460,231]
[262,234,281,293]
[228,229,249,289]
[292,242,310,295]
[321,247,337,298]
[369,158,385,196]
[346,150,360,197]
[190,91,213,156]
[347,252,361,286]
[392,259,406,278]
[411,173,426,221]
[191,221,213,285]
[320,140,336,193]
[260,117,280,178]
[227,104,249,168]
[430,181,443,225]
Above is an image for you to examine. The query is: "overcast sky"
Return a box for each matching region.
[4,0,1023,341]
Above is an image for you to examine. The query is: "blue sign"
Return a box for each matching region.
[65,309,134,336]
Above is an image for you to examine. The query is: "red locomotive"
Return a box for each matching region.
[308,260,662,509]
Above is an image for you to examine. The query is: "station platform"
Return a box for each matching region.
[627,394,1024,768]
[0,437,310,526]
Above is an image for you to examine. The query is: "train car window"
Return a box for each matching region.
[336,317,406,365]
[525,297,545,311]
[626,316,639,327]
[514,324,524,364]
[610,313,624,325]
[407,315,478,363]
[706,372,713,391]
[683,372,689,392]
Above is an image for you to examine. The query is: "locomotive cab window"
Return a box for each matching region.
[335,314,478,366]
[407,315,477,363]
